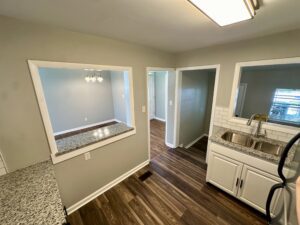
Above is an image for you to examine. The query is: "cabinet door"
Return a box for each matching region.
[207,152,243,196]
[237,165,281,214]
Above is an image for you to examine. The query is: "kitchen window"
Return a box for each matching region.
[269,89,300,126]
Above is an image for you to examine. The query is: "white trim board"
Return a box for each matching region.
[166,142,176,148]
[53,119,117,136]
[67,159,150,215]
[153,117,166,122]
[185,134,208,149]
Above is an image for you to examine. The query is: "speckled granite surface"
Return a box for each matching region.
[0,160,66,225]
[210,127,297,166]
[56,122,134,155]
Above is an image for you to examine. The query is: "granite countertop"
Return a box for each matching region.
[0,160,66,225]
[210,127,297,166]
[56,122,134,155]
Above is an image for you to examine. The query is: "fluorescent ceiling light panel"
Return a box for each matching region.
[189,0,255,26]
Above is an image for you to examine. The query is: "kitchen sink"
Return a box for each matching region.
[221,131,284,157]
[221,131,254,148]
[253,141,283,156]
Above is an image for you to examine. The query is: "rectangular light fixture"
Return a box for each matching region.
[188,0,256,26]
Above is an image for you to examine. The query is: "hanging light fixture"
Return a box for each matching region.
[85,76,91,82]
[97,76,103,82]
[84,69,104,83]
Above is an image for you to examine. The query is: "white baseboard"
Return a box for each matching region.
[154,117,166,122]
[185,134,208,149]
[67,159,150,214]
[165,142,176,148]
[54,119,117,136]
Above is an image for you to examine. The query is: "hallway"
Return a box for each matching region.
[150,119,169,159]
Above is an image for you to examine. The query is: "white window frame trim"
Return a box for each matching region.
[229,57,300,135]
[28,60,136,164]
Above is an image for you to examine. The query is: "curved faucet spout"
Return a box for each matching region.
[247,113,268,137]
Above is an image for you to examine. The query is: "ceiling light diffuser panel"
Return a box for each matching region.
[189,0,256,26]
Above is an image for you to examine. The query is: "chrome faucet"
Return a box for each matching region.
[247,114,268,138]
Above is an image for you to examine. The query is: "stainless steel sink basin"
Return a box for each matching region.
[221,131,254,148]
[253,141,283,156]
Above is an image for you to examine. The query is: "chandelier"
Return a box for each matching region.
[84,69,103,83]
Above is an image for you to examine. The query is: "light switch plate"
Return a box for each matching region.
[142,105,146,113]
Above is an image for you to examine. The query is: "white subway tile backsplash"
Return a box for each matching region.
[213,106,295,143]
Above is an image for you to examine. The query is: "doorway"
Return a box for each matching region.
[175,65,220,162]
[147,68,176,159]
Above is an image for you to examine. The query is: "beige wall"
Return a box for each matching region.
[175,30,300,108]
[0,16,174,207]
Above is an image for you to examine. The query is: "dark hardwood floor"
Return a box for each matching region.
[68,121,267,225]
[150,119,169,159]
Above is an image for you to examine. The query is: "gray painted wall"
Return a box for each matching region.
[111,71,127,123]
[179,70,215,146]
[154,71,167,120]
[0,16,174,207]
[236,65,300,119]
[204,72,216,133]
[39,68,115,133]
[176,29,300,109]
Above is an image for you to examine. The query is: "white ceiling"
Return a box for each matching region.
[0,0,300,52]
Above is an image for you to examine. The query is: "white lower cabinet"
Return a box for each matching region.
[207,152,243,196]
[207,151,281,215]
[237,165,280,213]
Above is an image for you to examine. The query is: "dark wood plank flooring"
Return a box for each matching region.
[68,121,267,225]
[150,119,169,159]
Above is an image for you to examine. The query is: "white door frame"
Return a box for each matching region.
[146,67,175,160]
[174,65,220,163]
[148,74,156,120]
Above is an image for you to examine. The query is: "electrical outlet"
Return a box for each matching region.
[142,105,146,113]
[84,117,88,121]
[169,100,173,106]
[84,152,91,160]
